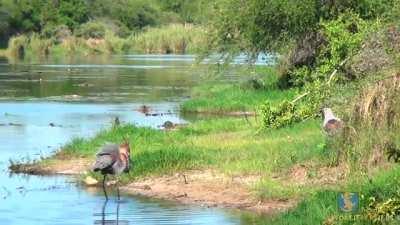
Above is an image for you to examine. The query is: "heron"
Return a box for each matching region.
[322,108,343,136]
[92,141,132,200]
[322,108,344,165]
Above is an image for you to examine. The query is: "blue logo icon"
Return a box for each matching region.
[338,192,359,212]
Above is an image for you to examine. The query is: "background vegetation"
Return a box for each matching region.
[0,0,210,56]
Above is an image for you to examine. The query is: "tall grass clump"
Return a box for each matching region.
[132,24,205,54]
[333,73,400,170]
[29,34,53,56]
[7,35,28,58]
[104,31,130,53]
[57,37,83,55]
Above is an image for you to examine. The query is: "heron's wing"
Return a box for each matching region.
[93,154,115,171]
[96,144,119,155]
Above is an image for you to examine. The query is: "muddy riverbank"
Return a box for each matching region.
[9,157,295,214]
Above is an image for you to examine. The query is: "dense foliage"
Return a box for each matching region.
[206,0,398,55]
[260,13,373,129]
[206,0,318,56]
[0,0,210,46]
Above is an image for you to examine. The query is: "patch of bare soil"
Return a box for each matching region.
[121,170,295,214]
[286,164,349,186]
[10,158,294,214]
[286,162,393,187]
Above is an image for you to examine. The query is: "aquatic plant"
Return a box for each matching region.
[7,35,28,58]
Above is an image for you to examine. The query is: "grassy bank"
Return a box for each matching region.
[55,117,323,186]
[5,24,205,59]
[267,165,400,225]
[182,67,297,114]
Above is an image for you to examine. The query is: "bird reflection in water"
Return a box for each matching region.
[94,199,129,225]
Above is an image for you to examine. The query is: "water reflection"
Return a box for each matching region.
[94,199,129,225]
[0,55,199,101]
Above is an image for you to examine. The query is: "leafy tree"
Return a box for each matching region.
[56,0,89,28]
[207,0,398,56]
[157,0,210,23]
[0,0,212,42]
[0,0,88,33]
[88,0,161,30]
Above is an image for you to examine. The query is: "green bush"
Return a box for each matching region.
[284,12,372,87]
[261,78,332,129]
[205,0,397,60]
[41,24,72,43]
[264,13,380,131]
[318,12,370,77]
[260,100,298,129]
[75,21,106,39]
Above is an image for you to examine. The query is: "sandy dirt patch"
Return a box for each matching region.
[121,170,294,214]
[10,158,294,214]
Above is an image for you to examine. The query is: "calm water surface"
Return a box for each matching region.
[0,55,266,225]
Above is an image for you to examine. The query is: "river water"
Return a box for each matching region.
[0,55,266,225]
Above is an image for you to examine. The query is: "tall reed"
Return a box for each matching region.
[131,24,205,54]
[6,24,204,59]
[29,34,53,56]
[7,35,28,58]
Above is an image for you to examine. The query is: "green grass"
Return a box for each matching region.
[58,117,324,184]
[55,113,400,225]
[182,84,296,113]
[182,67,297,114]
[265,165,400,225]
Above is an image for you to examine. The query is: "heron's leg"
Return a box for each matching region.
[117,177,120,201]
[102,174,108,200]
[101,198,108,225]
[116,193,120,224]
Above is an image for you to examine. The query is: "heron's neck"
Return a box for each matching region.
[119,152,129,164]
[324,109,336,119]
[325,111,334,118]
